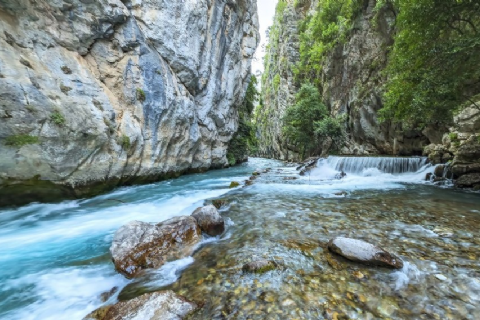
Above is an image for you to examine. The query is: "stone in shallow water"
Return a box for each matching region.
[327,237,403,269]
[84,290,198,320]
[229,181,240,188]
[110,216,201,278]
[191,205,225,236]
[242,260,277,274]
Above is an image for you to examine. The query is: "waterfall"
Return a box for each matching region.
[319,156,428,175]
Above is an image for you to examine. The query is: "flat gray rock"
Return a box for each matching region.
[327,237,403,269]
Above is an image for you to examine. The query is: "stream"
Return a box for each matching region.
[1,157,479,319]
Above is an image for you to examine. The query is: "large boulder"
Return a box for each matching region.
[191,205,225,236]
[327,237,403,269]
[454,173,480,188]
[84,291,198,320]
[110,217,201,278]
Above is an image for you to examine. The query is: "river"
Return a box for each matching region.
[1,157,479,319]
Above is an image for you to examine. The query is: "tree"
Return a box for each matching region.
[380,0,480,127]
[282,83,328,158]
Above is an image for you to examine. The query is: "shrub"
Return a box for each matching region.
[449,132,458,141]
[50,111,66,125]
[121,134,131,149]
[136,88,146,102]
[5,134,39,147]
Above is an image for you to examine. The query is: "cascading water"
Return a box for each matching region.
[320,156,428,175]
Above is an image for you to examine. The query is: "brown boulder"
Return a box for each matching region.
[191,205,225,236]
[110,216,201,278]
[84,291,198,320]
[327,237,403,269]
[455,173,480,188]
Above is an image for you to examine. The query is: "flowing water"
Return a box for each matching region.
[0,157,479,319]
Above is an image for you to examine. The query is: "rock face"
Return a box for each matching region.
[327,237,403,269]
[257,1,438,160]
[191,205,224,236]
[110,216,201,278]
[0,0,259,206]
[454,173,480,188]
[85,291,197,320]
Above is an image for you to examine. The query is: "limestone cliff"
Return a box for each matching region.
[0,0,259,206]
[257,0,441,160]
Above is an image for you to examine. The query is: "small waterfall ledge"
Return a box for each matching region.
[319,156,429,175]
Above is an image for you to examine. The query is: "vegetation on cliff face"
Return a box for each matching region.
[227,75,259,165]
[282,83,344,158]
[258,0,479,158]
[379,0,480,127]
[295,0,362,86]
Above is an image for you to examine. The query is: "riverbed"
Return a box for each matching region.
[1,157,479,319]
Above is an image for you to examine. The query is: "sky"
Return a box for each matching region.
[252,0,278,75]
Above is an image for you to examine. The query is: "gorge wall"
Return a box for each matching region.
[256,0,480,188]
[257,0,447,160]
[0,0,259,206]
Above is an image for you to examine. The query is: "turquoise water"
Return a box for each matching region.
[1,158,479,319]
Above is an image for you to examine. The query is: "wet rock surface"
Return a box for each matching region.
[84,291,197,320]
[191,205,225,236]
[110,217,201,278]
[327,237,404,269]
[455,173,480,188]
[242,260,277,274]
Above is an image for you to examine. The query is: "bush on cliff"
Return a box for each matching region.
[282,83,343,158]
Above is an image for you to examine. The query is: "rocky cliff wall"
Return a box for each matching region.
[0,0,259,206]
[257,0,442,160]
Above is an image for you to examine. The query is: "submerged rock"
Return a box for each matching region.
[84,291,198,320]
[110,217,201,278]
[242,260,277,274]
[99,287,118,303]
[229,181,240,188]
[211,199,228,209]
[191,205,224,236]
[327,237,403,269]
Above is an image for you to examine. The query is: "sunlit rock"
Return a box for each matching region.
[84,291,197,320]
[191,205,224,236]
[110,217,201,278]
[327,237,403,269]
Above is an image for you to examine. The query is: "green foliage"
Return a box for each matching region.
[296,0,361,85]
[227,75,259,165]
[314,115,345,149]
[379,0,480,127]
[121,134,131,149]
[4,134,39,147]
[50,111,65,125]
[273,74,281,91]
[136,88,146,102]
[282,83,328,158]
[244,75,259,114]
[449,132,458,141]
